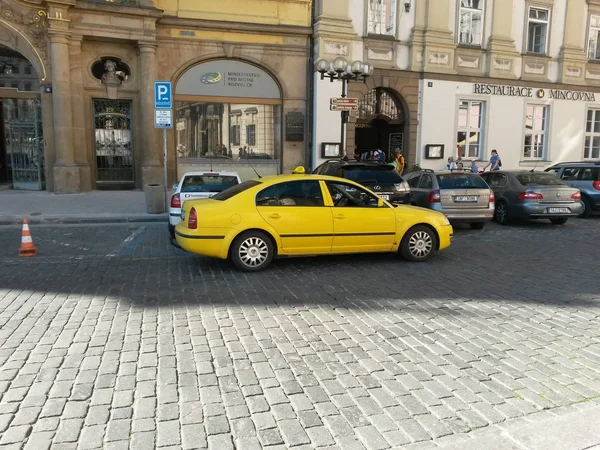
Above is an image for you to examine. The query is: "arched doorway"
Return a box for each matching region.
[174,59,283,181]
[0,44,43,190]
[355,88,407,162]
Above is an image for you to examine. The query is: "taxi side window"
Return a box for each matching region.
[256,181,324,207]
[326,181,382,208]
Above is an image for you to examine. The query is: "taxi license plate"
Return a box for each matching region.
[380,194,390,200]
[548,207,570,214]
[454,196,478,202]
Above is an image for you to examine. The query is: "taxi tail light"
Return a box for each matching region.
[188,207,197,229]
[428,190,441,203]
[171,193,181,209]
[571,191,581,200]
[593,180,600,190]
[489,190,495,203]
[518,191,543,200]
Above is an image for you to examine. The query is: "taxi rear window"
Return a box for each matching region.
[212,180,261,201]
[181,175,239,193]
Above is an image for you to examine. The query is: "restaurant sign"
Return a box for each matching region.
[473,83,596,102]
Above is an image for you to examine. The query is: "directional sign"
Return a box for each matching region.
[154,81,172,109]
[330,97,358,106]
[330,104,358,112]
[154,109,173,129]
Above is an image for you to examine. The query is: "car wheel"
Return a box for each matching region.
[230,231,274,272]
[550,218,568,225]
[470,222,485,230]
[168,223,175,240]
[400,225,437,262]
[579,196,592,218]
[495,201,511,225]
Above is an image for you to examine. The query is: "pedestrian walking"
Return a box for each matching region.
[391,150,405,174]
[373,148,385,163]
[447,156,457,170]
[483,149,502,171]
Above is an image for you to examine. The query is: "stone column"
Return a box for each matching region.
[49,29,80,194]
[138,42,162,187]
[487,0,519,78]
[69,34,91,191]
[558,0,587,84]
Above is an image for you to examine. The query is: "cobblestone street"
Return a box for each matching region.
[0,219,599,449]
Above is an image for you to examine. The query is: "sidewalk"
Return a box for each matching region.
[0,189,170,224]
[433,400,600,450]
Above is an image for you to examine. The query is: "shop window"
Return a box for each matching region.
[456,100,485,159]
[176,102,281,162]
[585,109,600,159]
[523,104,548,159]
[458,0,484,46]
[247,124,256,147]
[367,0,397,36]
[230,125,241,146]
[526,7,550,55]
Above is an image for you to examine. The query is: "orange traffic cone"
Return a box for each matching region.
[19,218,37,257]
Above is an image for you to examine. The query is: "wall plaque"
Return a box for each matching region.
[286,112,304,142]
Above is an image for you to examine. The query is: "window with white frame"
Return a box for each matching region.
[458,0,484,46]
[456,100,485,158]
[585,109,600,159]
[527,7,550,54]
[588,15,600,60]
[367,0,397,36]
[523,105,548,159]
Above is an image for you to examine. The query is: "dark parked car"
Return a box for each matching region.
[312,159,411,204]
[544,161,600,218]
[480,171,582,225]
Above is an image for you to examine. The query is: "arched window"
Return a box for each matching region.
[357,88,403,122]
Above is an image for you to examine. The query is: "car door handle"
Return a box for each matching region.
[268,213,281,219]
[334,214,345,219]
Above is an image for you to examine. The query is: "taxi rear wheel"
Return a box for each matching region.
[400,225,437,262]
[231,231,274,272]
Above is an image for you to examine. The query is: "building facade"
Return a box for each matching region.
[0,0,311,193]
[312,0,600,172]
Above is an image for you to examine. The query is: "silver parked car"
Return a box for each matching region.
[404,169,494,229]
[480,171,582,225]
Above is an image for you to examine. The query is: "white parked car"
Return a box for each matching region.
[168,171,241,238]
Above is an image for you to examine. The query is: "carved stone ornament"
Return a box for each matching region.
[0,0,48,61]
[101,59,125,100]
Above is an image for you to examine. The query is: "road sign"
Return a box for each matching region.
[154,109,173,128]
[330,104,358,112]
[330,97,358,106]
[154,81,172,109]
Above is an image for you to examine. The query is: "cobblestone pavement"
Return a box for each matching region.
[0,218,599,450]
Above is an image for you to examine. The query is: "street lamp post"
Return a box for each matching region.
[316,57,373,158]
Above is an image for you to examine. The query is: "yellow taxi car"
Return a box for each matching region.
[175,171,453,271]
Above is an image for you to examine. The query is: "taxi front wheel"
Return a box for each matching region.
[400,225,437,262]
[231,231,275,272]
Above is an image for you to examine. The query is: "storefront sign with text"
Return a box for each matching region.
[473,83,596,102]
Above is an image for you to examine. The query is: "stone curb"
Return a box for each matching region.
[0,214,168,225]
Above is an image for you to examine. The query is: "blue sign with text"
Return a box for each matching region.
[154,82,172,109]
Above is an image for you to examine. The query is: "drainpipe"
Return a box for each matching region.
[305,0,316,171]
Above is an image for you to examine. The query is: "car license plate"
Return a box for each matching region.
[380,194,390,200]
[547,207,570,214]
[454,196,478,202]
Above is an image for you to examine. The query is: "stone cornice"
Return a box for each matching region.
[313,15,356,40]
[158,16,311,37]
[73,0,163,18]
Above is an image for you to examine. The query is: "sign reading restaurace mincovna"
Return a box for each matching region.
[473,83,596,102]
[330,97,358,111]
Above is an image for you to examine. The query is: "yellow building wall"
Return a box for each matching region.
[155,0,312,27]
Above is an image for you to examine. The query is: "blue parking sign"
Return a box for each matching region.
[154,82,172,109]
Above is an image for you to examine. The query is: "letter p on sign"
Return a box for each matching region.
[154,82,172,109]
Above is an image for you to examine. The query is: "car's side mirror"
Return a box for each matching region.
[377,198,384,208]
[172,184,178,189]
